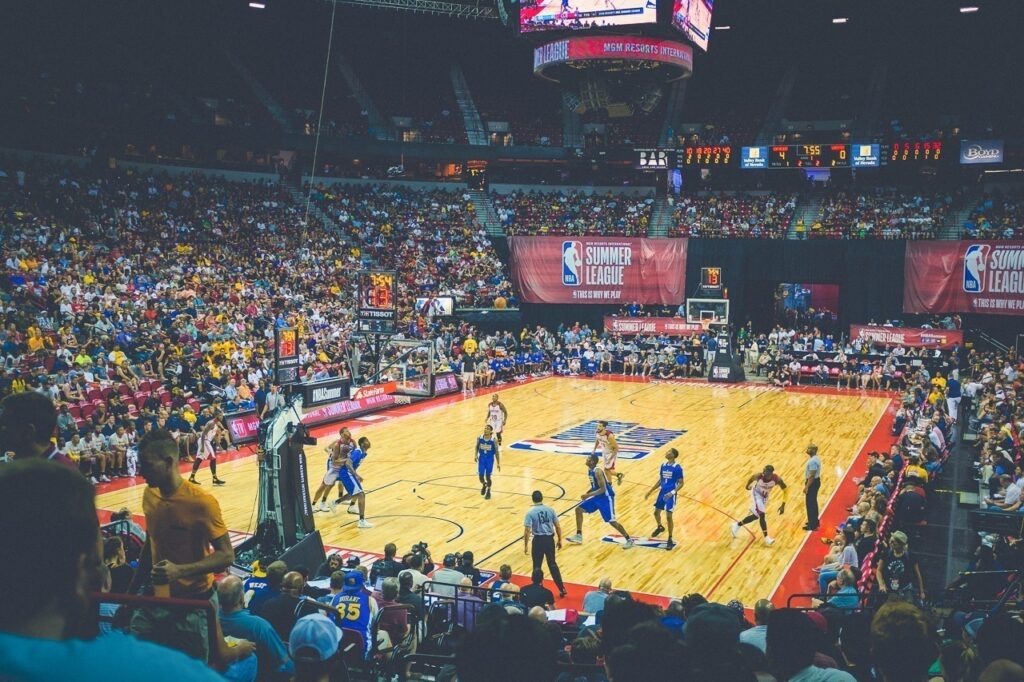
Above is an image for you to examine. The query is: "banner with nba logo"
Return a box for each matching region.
[904,241,1024,315]
[508,237,687,304]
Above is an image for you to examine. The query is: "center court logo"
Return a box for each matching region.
[963,244,989,293]
[510,420,685,460]
[562,240,582,286]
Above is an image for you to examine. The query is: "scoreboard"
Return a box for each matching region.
[357,270,398,334]
[768,144,850,168]
[638,141,945,170]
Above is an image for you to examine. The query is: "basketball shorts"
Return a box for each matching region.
[196,440,215,461]
[750,491,768,516]
[339,469,363,495]
[487,419,504,434]
[601,451,617,472]
[478,455,494,476]
[323,468,340,486]
[580,494,615,522]
[654,490,676,512]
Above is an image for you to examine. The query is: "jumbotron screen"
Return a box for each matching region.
[671,0,713,51]
[520,0,657,33]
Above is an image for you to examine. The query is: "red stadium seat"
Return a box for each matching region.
[68,404,82,419]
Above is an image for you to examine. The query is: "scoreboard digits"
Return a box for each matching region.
[357,270,398,334]
[636,140,945,170]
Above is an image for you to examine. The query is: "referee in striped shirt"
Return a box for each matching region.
[523,490,567,599]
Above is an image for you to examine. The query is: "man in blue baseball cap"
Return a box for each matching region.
[289,613,346,680]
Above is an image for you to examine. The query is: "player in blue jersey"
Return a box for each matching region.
[644,447,684,550]
[312,427,352,513]
[566,454,633,548]
[336,436,373,528]
[475,425,501,499]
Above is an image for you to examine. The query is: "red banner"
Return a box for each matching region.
[534,37,693,75]
[604,316,705,336]
[904,241,1024,316]
[849,325,963,350]
[509,237,687,305]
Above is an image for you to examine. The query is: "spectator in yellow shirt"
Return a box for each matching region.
[463,336,478,355]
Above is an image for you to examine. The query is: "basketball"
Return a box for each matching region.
[494,296,508,309]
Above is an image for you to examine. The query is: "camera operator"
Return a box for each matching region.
[403,541,434,575]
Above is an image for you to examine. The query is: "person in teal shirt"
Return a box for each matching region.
[0,459,226,682]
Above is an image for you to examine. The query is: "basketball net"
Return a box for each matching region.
[700,318,714,333]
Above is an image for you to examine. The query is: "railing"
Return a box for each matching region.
[90,591,222,667]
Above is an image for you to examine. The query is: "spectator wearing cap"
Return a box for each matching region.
[0,459,225,681]
[218,575,294,678]
[875,530,925,603]
[329,570,377,658]
[431,553,468,598]
[289,613,347,682]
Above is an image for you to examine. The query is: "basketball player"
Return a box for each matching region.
[565,454,633,548]
[644,447,684,550]
[188,411,226,486]
[592,421,623,485]
[730,464,788,546]
[311,427,352,512]
[485,393,509,445]
[335,435,370,515]
[337,436,373,528]
[475,424,501,500]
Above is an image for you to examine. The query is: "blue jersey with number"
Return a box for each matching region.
[588,468,614,498]
[330,591,372,654]
[659,462,683,492]
[477,437,496,464]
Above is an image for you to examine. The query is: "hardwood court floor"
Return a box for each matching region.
[97,377,890,605]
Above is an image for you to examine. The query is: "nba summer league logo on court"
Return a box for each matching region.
[509,420,685,460]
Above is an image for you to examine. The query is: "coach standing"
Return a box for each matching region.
[803,444,822,531]
[523,490,567,599]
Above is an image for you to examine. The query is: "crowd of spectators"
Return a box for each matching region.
[963,192,1024,240]
[307,183,512,310]
[670,193,799,239]
[812,190,951,240]
[492,190,653,237]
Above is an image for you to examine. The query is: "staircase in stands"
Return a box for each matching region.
[466,189,503,237]
[284,184,349,245]
[335,54,396,141]
[450,64,489,146]
[939,202,973,240]
[788,193,824,239]
[647,196,675,237]
[223,49,295,134]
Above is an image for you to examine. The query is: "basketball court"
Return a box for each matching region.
[96,376,894,607]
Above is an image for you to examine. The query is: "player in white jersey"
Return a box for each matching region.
[189,411,226,486]
[592,421,623,485]
[730,464,788,545]
[485,394,509,445]
[311,427,352,512]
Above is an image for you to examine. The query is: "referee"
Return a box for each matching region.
[523,490,567,599]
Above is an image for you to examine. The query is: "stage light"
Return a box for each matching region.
[714,25,731,30]
[960,6,979,12]
[832,17,848,24]
[249,2,266,8]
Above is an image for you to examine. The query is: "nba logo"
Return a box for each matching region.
[562,240,582,286]
[963,244,989,293]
